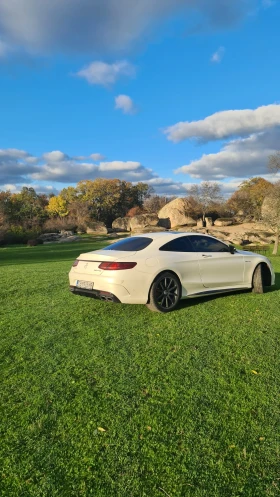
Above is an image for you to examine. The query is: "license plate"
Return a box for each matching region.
[76,280,94,290]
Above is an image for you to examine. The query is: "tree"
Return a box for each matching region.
[188,182,222,222]
[227,177,273,219]
[46,195,69,218]
[10,187,48,227]
[60,186,78,203]
[67,200,92,229]
[0,191,13,225]
[144,195,176,214]
[261,181,280,255]
[76,178,152,226]
[268,151,280,173]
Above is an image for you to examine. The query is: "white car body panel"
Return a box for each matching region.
[197,251,245,289]
[69,232,275,307]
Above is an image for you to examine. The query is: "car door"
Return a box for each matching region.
[189,235,245,289]
[158,236,203,296]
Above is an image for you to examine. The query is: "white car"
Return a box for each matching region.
[69,232,275,313]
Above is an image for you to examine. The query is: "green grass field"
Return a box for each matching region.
[0,240,279,497]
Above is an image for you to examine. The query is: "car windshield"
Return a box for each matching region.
[103,237,153,251]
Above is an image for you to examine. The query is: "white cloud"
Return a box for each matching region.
[165,104,280,143]
[210,46,225,63]
[175,127,280,180]
[76,60,135,86]
[3,184,17,191]
[90,153,106,161]
[99,161,140,172]
[0,0,253,55]
[115,95,137,114]
[42,151,69,162]
[0,147,192,196]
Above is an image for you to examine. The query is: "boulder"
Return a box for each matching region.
[158,198,197,229]
[38,233,61,242]
[205,217,213,227]
[60,230,74,236]
[112,217,131,232]
[197,219,204,228]
[130,214,159,231]
[214,218,234,227]
[86,222,108,234]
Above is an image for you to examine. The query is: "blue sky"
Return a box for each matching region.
[0,0,280,196]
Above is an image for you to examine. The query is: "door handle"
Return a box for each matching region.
[202,254,212,258]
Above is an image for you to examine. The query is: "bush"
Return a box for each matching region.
[27,239,39,246]
[27,239,44,246]
[0,225,42,245]
[43,218,78,233]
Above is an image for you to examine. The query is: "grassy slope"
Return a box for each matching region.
[0,241,279,497]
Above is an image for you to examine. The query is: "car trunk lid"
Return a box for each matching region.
[72,249,137,275]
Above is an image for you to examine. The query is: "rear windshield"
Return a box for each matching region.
[104,237,153,251]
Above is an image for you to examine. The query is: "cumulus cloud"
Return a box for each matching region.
[0,0,253,55]
[175,127,280,180]
[0,148,38,184]
[0,148,157,186]
[42,151,69,162]
[0,147,197,196]
[210,46,225,63]
[77,60,135,86]
[90,153,106,161]
[165,104,280,143]
[115,95,137,114]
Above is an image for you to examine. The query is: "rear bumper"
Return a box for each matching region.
[69,286,121,303]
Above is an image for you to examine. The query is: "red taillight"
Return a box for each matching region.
[72,260,79,267]
[98,262,137,270]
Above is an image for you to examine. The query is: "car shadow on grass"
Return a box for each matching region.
[176,272,280,311]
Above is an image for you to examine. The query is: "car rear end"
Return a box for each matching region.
[69,236,156,304]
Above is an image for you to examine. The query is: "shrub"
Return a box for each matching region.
[26,239,44,246]
[0,225,42,245]
[27,239,39,246]
[43,218,78,233]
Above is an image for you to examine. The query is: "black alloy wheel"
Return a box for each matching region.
[146,272,181,313]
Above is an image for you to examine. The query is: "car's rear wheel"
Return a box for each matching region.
[146,272,181,313]
[252,264,264,294]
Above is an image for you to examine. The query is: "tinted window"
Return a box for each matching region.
[189,235,230,253]
[159,236,193,252]
[104,237,152,251]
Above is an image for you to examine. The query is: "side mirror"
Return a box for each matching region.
[229,245,235,254]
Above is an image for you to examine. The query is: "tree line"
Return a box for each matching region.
[0,168,280,250]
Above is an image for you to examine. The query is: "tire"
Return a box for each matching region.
[252,264,264,294]
[146,272,181,313]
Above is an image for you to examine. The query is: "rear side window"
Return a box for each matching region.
[104,237,153,251]
[189,235,230,253]
[159,236,193,252]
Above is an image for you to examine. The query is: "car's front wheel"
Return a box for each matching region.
[146,272,181,313]
[252,264,264,294]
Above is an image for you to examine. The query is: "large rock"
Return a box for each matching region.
[112,217,131,232]
[130,214,159,231]
[205,217,213,227]
[38,233,61,242]
[158,198,197,229]
[86,222,107,234]
[215,218,234,227]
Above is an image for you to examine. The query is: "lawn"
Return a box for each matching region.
[0,240,279,497]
